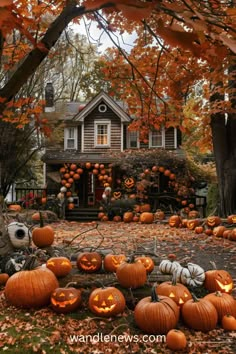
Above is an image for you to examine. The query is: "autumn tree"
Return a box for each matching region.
[0,0,236,216]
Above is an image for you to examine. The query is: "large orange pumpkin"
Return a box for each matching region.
[32,213,54,248]
[140,212,154,224]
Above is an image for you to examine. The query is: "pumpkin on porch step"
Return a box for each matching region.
[140,212,154,224]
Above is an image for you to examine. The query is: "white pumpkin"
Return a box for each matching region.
[159,260,181,274]
[186,262,205,287]
[7,222,32,249]
[175,266,191,284]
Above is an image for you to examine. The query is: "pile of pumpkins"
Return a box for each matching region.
[168,213,236,241]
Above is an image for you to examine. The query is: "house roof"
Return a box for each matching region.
[72,91,131,123]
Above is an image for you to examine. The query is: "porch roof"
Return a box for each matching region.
[41,150,116,164]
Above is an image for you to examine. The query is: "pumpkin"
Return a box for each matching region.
[0,273,9,286]
[205,228,213,236]
[76,252,102,273]
[206,215,221,227]
[185,263,205,287]
[166,329,187,351]
[123,211,133,223]
[188,210,200,219]
[113,191,122,199]
[186,219,200,230]
[228,228,236,241]
[7,222,31,249]
[204,262,234,293]
[159,259,181,275]
[135,256,155,273]
[168,215,182,228]
[113,215,122,222]
[46,257,72,277]
[227,215,236,224]
[154,210,165,220]
[4,256,59,308]
[213,225,226,237]
[140,204,151,212]
[181,294,218,332]
[8,204,22,212]
[50,284,82,313]
[140,212,154,224]
[156,271,192,307]
[88,286,126,317]
[32,212,54,248]
[103,254,126,273]
[134,286,180,334]
[116,256,147,289]
[124,177,135,189]
[195,226,204,234]
[204,291,236,322]
[222,315,236,331]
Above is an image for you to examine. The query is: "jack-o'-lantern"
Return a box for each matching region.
[51,285,82,313]
[206,215,221,227]
[168,215,182,228]
[46,257,72,277]
[204,262,234,293]
[76,252,102,273]
[227,215,236,224]
[154,210,165,220]
[124,177,135,189]
[88,286,126,317]
[103,254,126,272]
[188,210,200,219]
[135,256,155,273]
[156,273,192,307]
[113,191,122,199]
[187,219,200,230]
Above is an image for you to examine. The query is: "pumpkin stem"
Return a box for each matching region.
[65,282,78,288]
[191,293,200,302]
[39,211,44,228]
[151,285,160,303]
[22,255,38,270]
[209,261,217,270]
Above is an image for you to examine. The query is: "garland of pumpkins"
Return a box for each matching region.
[1,235,236,350]
[58,162,113,209]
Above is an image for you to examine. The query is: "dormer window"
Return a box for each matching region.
[94,120,111,147]
[64,127,78,150]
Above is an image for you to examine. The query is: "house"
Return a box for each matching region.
[42,89,183,216]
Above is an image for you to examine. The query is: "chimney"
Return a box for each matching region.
[45,82,55,112]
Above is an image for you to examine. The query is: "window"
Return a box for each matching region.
[95,120,111,147]
[128,130,139,148]
[149,128,164,148]
[64,127,77,150]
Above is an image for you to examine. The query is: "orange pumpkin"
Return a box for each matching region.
[168,215,182,228]
[123,212,134,223]
[140,212,154,224]
[103,254,126,272]
[8,204,22,212]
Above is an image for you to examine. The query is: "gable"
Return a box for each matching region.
[73,91,131,123]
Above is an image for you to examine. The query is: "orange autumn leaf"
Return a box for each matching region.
[116,3,153,21]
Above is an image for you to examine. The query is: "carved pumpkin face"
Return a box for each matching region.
[76,252,102,273]
[51,287,82,313]
[124,177,135,189]
[113,191,122,199]
[168,215,182,227]
[186,219,200,230]
[156,282,192,307]
[103,254,126,272]
[88,286,126,317]
[204,269,233,293]
[135,256,155,273]
[46,257,72,277]
[207,216,221,227]
[227,215,236,224]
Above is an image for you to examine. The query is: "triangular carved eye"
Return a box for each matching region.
[107,295,114,300]
[93,295,99,301]
[169,292,175,297]
[184,292,189,297]
[179,298,184,304]
[91,258,98,262]
[59,292,65,297]
[81,257,87,261]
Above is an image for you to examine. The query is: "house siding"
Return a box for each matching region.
[83,103,122,153]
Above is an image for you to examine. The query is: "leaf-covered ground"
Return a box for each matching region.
[0,220,236,353]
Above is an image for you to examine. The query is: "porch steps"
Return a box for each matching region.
[65,207,100,222]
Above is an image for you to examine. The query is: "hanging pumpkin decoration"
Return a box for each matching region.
[159,259,181,275]
[204,262,234,293]
[46,257,72,277]
[124,177,135,189]
[168,215,182,228]
[116,256,147,289]
[4,255,59,308]
[76,252,102,273]
[206,215,222,227]
[204,291,236,322]
[166,329,187,351]
[156,271,192,307]
[140,212,154,224]
[88,286,126,317]
[7,222,32,249]
[103,254,126,273]
[181,294,218,332]
[222,315,236,331]
[135,256,155,273]
[32,212,54,248]
[134,286,180,334]
[50,284,82,313]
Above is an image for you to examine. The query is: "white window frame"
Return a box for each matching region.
[149,126,165,148]
[94,120,111,147]
[127,130,140,149]
[64,127,78,150]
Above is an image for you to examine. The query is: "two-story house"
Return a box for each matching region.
[42,89,181,213]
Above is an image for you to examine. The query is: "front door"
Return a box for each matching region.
[76,171,95,207]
